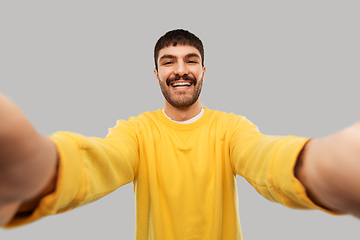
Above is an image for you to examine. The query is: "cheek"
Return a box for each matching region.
[191,67,204,79]
[158,70,171,81]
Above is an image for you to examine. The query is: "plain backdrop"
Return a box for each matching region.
[1,1,359,239]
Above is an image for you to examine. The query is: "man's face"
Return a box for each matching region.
[154,45,206,109]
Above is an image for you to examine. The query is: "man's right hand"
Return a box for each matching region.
[0,202,22,226]
[0,94,58,227]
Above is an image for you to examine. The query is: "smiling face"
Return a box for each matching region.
[154,45,206,109]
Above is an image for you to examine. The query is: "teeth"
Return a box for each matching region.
[172,82,191,87]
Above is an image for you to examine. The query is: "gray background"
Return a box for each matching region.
[1,0,359,239]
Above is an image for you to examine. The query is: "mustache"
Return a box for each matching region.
[166,74,197,86]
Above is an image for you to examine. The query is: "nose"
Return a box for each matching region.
[173,61,188,76]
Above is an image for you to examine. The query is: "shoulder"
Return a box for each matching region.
[202,108,259,137]
[111,109,163,132]
[205,108,251,126]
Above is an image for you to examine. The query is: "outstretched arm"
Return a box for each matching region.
[0,94,58,226]
[296,121,360,218]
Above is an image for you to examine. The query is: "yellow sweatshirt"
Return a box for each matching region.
[7,108,328,239]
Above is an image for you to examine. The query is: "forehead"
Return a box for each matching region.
[158,45,201,61]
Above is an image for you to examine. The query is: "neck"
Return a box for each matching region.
[163,99,202,121]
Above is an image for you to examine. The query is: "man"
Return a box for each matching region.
[0,29,359,239]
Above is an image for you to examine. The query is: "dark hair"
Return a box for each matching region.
[154,29,204,70]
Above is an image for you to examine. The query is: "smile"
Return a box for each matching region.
[171,81,193,89]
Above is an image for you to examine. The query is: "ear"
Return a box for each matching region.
[154,68,160,85]
[202,66,207,83]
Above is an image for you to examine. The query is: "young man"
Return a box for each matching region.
[1,29,360,239]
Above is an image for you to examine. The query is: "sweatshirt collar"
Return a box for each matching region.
[156,107,210,130]
[162,108,205,124]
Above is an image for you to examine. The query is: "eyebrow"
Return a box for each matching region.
[159,53,201,62]
[185,53,201,60]
[159,54,176,62]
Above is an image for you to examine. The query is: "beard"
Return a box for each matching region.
[159,74,203,109]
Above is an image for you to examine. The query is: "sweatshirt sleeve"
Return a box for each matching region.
[5,120,139,228]
[229,116,338,215]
